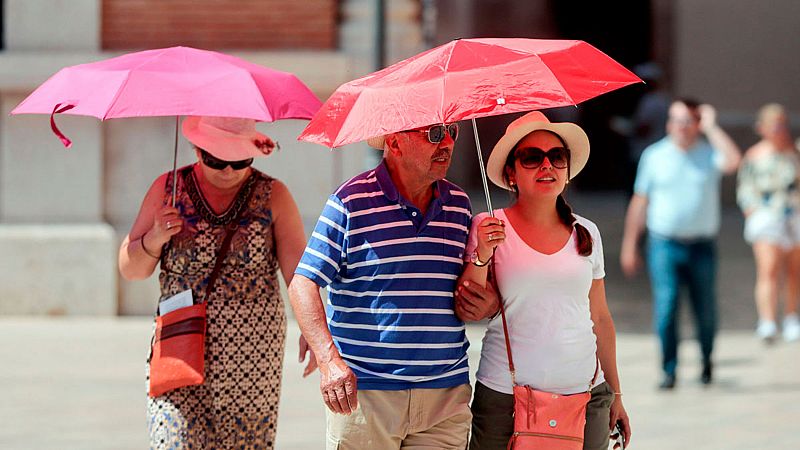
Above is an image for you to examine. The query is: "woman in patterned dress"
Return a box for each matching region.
[119,116,310,449]
[737,104,800,342]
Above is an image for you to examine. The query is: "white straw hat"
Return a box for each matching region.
[486,111,590,190]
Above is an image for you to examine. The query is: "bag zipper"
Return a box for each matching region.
[512,431,584,443]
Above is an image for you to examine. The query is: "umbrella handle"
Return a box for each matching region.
[172,116,179,207]
[471,118,494,218]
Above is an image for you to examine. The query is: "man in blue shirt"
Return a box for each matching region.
[289,123,497,448]
[621,98,741,390]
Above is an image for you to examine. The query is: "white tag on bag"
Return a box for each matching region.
[159,289,194,315]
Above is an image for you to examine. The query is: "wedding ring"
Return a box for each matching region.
[488,233,495,241]
[166,221,172,229]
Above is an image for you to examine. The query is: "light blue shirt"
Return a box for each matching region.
[634,137,724,239]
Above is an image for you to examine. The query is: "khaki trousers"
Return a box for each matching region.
[326,384,472,450]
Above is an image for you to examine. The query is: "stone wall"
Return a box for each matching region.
[0,224,116,315]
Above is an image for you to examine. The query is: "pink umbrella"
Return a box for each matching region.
[13,46,321,144]
[11,46,322,204]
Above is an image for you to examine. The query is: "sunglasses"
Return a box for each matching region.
[402,123,459,144]
[514,147,569,169]
[199,149,254,171]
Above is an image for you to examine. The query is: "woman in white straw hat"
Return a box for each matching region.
[119,116,310,448]
[455,111,631,449]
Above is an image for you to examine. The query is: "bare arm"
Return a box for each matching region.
[700,104,741,175]
[589,279,632,445]
[271,181,319,376]
[455,216,505,321]
[270,180,306,284]
[459,258,490,288]
[736,151,758,217]
[118,174,182,280]
[590,280,621,397]
[620,194,648,278]
[288,274,358,415]
[456,260,492,322]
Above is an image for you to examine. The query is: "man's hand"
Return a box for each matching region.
[319,357,358,414]
[455,280,500,321]
[621,194,648,278]
[698,102,741,174]
[298,335,318,378]
[620,245,642,278]
[698,104,718,134]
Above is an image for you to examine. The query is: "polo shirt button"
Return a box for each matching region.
[412,212,417,217]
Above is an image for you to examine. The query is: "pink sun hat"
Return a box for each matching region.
[182,116,277,161]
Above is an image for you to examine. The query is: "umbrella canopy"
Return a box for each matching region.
[11,46,322,206]
[298,38,641,148]
[12,46,322,147]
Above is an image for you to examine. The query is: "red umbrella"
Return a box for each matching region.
[299,38,641,148]
[298,38,641,213]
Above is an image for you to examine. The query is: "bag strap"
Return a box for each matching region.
[497,277,600,391]
[201,222,238,303]
[498,299,517,386]
[201,174,257,304]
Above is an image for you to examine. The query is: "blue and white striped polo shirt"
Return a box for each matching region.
[295,161,472,390]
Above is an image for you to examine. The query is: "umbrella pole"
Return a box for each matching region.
[471,118,494,218]
[171,116,179,207]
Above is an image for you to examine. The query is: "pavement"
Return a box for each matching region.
[1,318,799,449]
[1,192,799,449]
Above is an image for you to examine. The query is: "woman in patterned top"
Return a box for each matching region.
[737,104,800,342]
[119,116,310,449]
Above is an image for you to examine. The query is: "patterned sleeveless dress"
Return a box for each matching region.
[147,165,286,449]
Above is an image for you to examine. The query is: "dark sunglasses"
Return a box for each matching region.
[199,149,254,171]
[402,123,459,144]
[514,146,569,169]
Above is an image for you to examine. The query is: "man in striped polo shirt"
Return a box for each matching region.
[289,123,495,448]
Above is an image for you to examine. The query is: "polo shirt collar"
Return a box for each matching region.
[375,159,452,205]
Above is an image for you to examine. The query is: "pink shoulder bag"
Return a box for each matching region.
[498,300,598,450]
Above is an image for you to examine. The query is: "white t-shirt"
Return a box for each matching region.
[466,209,606,395]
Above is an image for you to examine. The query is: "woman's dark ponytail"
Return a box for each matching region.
[555,195,593,256]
